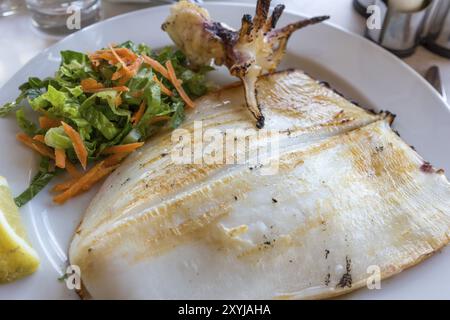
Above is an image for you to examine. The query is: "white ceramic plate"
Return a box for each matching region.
[1,2,449,300]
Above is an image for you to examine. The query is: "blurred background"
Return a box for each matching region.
[0,0,449,96]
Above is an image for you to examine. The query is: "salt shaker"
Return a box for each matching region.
[365,0,434,57]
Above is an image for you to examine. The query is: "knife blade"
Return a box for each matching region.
[424,65,447,101]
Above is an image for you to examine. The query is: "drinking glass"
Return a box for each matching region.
[25,0,100,34]
[0,0,25,17]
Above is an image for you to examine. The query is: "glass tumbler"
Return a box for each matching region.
[25,0,100,34]
[0,0,25,17]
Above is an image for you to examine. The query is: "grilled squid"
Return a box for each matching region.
[162,0,329,128]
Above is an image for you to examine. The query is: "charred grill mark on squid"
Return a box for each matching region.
[253,0,271,31]
[269,4,285,29]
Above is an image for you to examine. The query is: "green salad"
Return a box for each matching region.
[0,41,212,206]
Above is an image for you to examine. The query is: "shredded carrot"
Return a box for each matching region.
[92,52,116,65]
[113,57,143,85]
[117,48,138,63]
[131,56,144,70]
[55,148,66,169]
[115,94,122,107]
[53,161,103,204]
[131,91,143,98]
[90,57,101,68]
[153,75,173,96]
[39,116,61,129]
[53,153,124,194]
[105,47,137,64]
[95,47,135,56]
[53,162,120,204]
[79,165,119,193]
[65,161,82,179]
[81,78,104,91]
[33,134,46,144]
[148,115,171,125]
[90,49,136,66]
[102,142,144,155]
[89,46,137,72]
[17,133,55,159]
[82,86,129,93]
[131,101,146,125]
[111,66,131,81]
[89,52,113,65]
[165,60,195,108]
[103,152,129,167]
[52,178,78,193]
[121,57,143,85]
[89,45,138,82]
[142,55,169,79]
[109,45,128,68]
[61,122,88,170]
[54,152,129,194]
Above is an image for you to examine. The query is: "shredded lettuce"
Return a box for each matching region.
[58,50,94,82]
[95,91,131,118]
[14,157,58,207]
[80,94,120,140]
[67,85,83,98]
[44,127,72,150]
[3,41,213,205]
[0,102,19,117]
[170,101,185,129]
[1,77,51,117]
[16,108,39,136]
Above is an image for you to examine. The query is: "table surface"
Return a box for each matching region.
[1,0,449,96]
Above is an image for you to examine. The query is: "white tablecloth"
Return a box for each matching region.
[1,0,449,96]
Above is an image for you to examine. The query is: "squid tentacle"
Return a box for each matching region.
[162,0,329,128]
[267,4,285,30]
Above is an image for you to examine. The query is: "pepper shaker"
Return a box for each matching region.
[423,0,450,58]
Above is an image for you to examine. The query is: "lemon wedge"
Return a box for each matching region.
[0,176,39,283]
